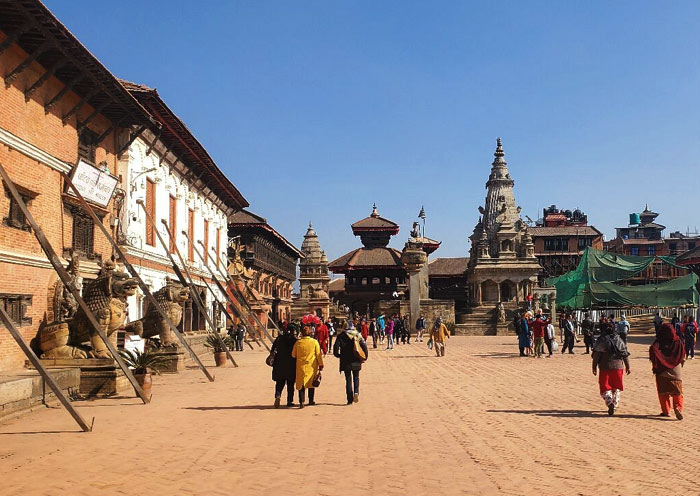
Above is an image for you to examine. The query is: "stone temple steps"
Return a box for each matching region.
[454,302,519,336]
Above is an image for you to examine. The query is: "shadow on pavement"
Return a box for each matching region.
[183,403,350,411]
[473,353,524,359]
[486,409,672,421]
[0,430,82,435]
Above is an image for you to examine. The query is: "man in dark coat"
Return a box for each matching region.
[271,327,297,407]
[333,322,369,405]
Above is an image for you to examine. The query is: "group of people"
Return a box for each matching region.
[516,307,696,419]
[269,314,369,408]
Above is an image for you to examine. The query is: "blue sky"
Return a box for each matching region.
[46,1,700,260]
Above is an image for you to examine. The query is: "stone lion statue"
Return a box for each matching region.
[125,279,190,348]
[36,261,138,359]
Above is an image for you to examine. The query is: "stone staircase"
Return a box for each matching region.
[454,303,519,336]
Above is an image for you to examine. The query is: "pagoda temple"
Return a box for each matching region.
[466,138,540,309]
[329,204,407,315]
[291,223,331,320]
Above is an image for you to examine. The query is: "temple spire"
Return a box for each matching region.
[492,137,506,166]
[371,203,379,217]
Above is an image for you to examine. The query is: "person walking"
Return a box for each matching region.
[416,314,427,342]
[377,314,386,343]
[529,311,550,358]
[561,314,576,354]
[683,316,698,359]
[403,315,411,343]
[291,322,324,408]
[394,315,402,346]
[592,322,631,415]
[315,319,330,356]
[327,319,336,352]
[518,312,530,357]
[271,325,297,408]
[360,318,369,341]
[430,317,450,357]
[616,315,630,344]
[545,319,556,357]
[236,322,246,351]
[385,315,395,350]
[649,323,685,419]
[333,321,369,405]
[581,313,594,354]
[369,318,378,349]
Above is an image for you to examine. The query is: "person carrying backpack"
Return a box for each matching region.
[333,321,369,405]
[617,315,630,344]
[416,314,427,342]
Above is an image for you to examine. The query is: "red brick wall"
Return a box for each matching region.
[0,34,123,372]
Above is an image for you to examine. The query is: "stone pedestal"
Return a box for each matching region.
[152,350,185,374]
[401,241,428,332]
[31,358,132,398]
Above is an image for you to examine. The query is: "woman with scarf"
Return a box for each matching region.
[592,322,630,416]
[385,315,395,350]
[649,323,685,419]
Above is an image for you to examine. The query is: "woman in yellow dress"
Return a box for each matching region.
[291,321,324,408]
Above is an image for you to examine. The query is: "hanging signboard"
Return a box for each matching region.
[66,159,118,208]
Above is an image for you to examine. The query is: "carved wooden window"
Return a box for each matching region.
[203,219,209,265]
[78,128,98,164]
[73,210,94,256]
[0,294,32,326]
[4,183,37,232]
[188,209,195,262]
[168,195,177,253]
[145,179,155,246]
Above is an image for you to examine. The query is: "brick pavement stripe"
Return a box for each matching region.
[0,335,697,495]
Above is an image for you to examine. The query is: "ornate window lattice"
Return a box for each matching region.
[78,128,98,164]
[72,209,95,257]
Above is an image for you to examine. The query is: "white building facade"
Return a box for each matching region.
[117,82,248,331]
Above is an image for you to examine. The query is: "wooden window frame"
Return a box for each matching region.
[0,293,33,326]
[145,178,156,247]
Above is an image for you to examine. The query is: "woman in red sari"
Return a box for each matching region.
[649,323,685,419]
[315,320,330,356]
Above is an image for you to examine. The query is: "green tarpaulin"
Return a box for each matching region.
[546,247,698,309]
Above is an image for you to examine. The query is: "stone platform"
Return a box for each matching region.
[0,367,80,420]
[30,358,132,398]
[153,350,186,373]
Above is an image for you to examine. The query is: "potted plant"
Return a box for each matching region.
[204,333,232,367]
[119,348,169,397]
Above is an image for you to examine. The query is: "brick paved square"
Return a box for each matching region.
[0,335,696,495]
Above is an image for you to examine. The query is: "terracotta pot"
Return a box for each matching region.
[134,372,152,398]
[214,351,227,367]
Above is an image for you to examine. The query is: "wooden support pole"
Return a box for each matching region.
[0,162,150,404]
[60,173,215,382]
[5,41,50,86]
[44,75,81,113]
[0,306,94,432]
[199,240,277,347]
[62,89,99,125]
[137,206,237,367]
[0,22,32,57]
[77,101,110,133]
[25,60,64,100]
[117,124,147,156]
[185,231,271,351]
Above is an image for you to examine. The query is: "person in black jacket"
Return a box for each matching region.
[271,326,297,408]
[333,322,369,405]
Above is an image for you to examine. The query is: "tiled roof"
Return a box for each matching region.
[677,246,700,265]
[228,209,302,258]
[429,257,469,276]
[121,81,248,210]
[329,247,403,270]
[351,216,399,231]
[529,226,602,237]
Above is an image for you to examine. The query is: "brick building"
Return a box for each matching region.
[117,82,249,332]
[228,210,301,323]
[529,205,603,279]
[0,2,155,371]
